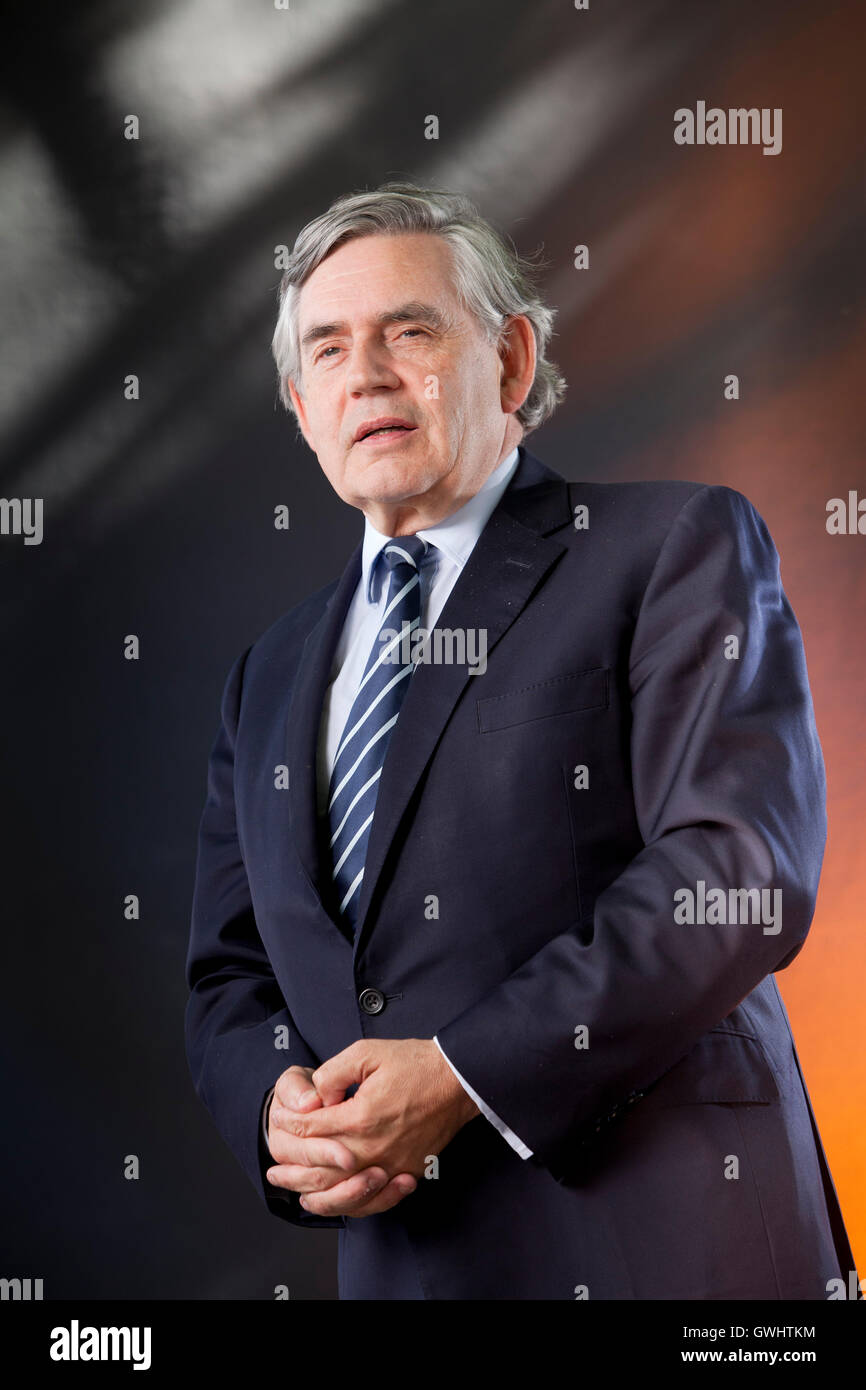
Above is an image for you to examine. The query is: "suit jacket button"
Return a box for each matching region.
[359,987,386,1015]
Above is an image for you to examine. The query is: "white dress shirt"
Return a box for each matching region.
[316,444,533,1160]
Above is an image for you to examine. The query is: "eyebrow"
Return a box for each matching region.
[299,301,449,356]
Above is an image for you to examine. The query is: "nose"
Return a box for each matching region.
[344,336,402,396]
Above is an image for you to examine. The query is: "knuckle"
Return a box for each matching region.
[349,1102,371,1135]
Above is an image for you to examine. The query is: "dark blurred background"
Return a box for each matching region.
[1,0,863,1298]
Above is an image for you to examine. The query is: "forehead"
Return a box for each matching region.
[297,231,459,324]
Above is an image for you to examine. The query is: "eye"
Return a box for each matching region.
[314,327,425,363]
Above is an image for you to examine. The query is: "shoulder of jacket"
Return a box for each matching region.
[563,478,763,539]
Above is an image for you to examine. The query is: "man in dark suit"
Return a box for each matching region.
[185,182,857,1299]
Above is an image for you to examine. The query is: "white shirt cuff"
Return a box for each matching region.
[433,1036,533,1159]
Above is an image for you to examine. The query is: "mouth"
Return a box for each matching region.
[354,419,417,445]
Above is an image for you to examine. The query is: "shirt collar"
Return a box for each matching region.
[362,445,521,603]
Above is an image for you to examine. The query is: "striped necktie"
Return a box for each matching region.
[327,533,432,934]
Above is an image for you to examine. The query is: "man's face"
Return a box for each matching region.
[288,231,527,532]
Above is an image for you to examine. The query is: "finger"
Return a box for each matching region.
[265,1162,365,1195]
[277,1067,323,1113]
[345,1174,418,1218]
[311,1043,372,1107]
[285,1166,392,1218]
[267,1120,358,1173]
[271,1096,362,1141]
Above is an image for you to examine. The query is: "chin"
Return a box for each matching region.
[349,457,440,503]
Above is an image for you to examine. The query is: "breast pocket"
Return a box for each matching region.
[476,667,609,733]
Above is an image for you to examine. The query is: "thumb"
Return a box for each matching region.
[281,1065,323,1112]
[312,1042,374,1107]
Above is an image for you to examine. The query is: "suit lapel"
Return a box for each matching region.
[285,446,574,946]
[285,539,361,917]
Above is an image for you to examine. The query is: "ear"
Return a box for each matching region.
[497,314,536,416]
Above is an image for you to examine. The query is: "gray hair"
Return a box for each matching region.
[271,181,566,435]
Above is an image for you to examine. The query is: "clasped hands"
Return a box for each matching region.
[265,1038,480,1217]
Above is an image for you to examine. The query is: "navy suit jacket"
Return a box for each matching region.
[185,445,857,1299]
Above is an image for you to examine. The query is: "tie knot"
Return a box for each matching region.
[378,534,430,575]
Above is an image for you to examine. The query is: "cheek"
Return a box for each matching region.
[421,363,473,424]
[446,351,496,406]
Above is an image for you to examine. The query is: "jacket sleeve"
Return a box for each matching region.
[184,643,344,1229]
[435,484,827,1182]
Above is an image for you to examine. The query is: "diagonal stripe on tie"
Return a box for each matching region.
[327,533,432,935]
